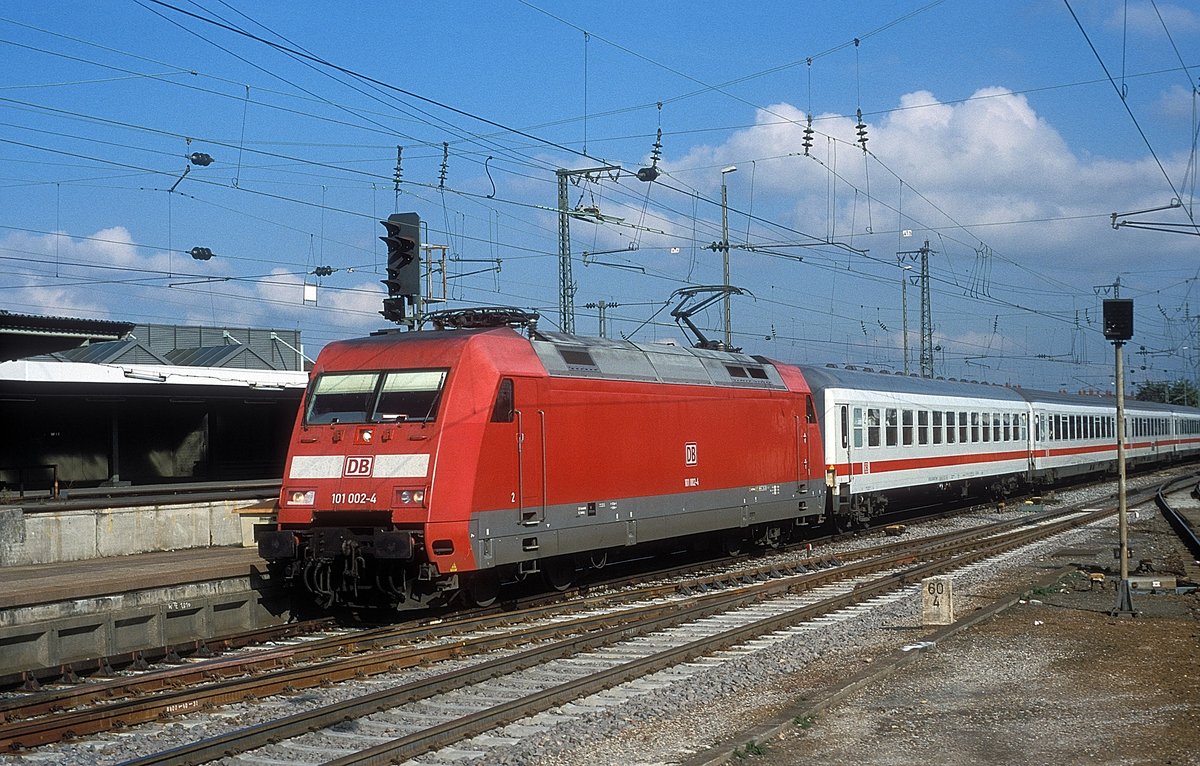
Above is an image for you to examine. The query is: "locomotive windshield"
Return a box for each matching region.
[305,369,448,424]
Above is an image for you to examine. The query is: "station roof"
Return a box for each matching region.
[0,311,134,362]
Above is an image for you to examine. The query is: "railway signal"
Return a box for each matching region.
[1104,297,1137,617]
[379,212,421,323]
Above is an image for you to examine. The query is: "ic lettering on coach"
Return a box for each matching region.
[344,456,374,477]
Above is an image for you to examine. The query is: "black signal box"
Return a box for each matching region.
[1103,298,1133,342]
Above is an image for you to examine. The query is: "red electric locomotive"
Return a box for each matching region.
[258,310,827,609]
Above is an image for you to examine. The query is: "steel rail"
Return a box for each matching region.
[0,489,1140,753]
[117,494,1140,766]
[1153,472,1200,560]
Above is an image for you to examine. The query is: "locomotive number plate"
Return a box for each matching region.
[331,492,377,504]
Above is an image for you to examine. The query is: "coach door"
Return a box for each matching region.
[839,404,855,479]
[513,380,546,525]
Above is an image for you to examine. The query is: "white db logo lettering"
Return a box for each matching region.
[344,456,374,476]
[685,442,698,466]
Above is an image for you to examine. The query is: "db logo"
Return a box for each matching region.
[344,456,374,477]
[684,442,698,466]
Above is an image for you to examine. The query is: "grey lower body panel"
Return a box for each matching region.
[469,481,827,569]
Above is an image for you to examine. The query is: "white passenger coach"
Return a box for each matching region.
[799,365,1200,523]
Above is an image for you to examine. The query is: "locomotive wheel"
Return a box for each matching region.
[543,559,576,592]
[467,572,501,608]
[721,532,745,557]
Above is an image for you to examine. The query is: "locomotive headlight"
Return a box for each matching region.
[400,490,412,504]
[288,489,316,506]
[413,490,425,504]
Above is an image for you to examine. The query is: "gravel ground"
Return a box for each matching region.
[495,484,1199,766]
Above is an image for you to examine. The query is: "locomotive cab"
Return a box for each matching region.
[259,327,537,609]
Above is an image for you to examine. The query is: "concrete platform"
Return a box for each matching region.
[0,547,290,679]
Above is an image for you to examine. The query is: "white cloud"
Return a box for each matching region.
[1107,2,1200,36]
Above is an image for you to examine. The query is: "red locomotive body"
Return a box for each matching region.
[259,324,827,608]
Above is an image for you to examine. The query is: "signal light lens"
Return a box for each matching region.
[413,490,425,504]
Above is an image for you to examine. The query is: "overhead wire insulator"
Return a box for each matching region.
[803,114,814,156]
[393,146,403,193]
[438,142,449,189]
[855,108,868,153]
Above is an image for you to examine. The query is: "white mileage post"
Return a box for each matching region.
[921,576,954,625]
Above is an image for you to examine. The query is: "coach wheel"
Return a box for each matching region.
[467,572,501,608]
[543,559,576,592]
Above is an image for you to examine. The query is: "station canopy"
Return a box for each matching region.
[0,311,134,362]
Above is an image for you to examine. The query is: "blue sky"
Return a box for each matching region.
[1,1,1198,393]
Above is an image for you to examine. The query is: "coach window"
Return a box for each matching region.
[959,412,969,443]
[490,378,514,423]
[932,410,943,444]
[884,409,899,447]
[868,408,881,447]
[918,410,929,445]
[902,409,914,446]
[993,413,1001,442]
[853,407,864,448]
[1002,413,1011,441]
[983,412,992,442]
[971,412,980,443]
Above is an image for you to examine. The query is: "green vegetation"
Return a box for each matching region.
[1134,379,1198,407]
[733,739,767,758]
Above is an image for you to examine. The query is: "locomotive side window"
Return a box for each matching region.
[375,370,448,422]
[491,378,515,423]
[806,395,818,424]
[306,372,378,424]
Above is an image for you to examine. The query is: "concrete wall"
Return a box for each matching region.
[0,501,268,567]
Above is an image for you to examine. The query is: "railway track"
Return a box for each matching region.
[2,478,1165,765]
[1154,473,1200,581]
